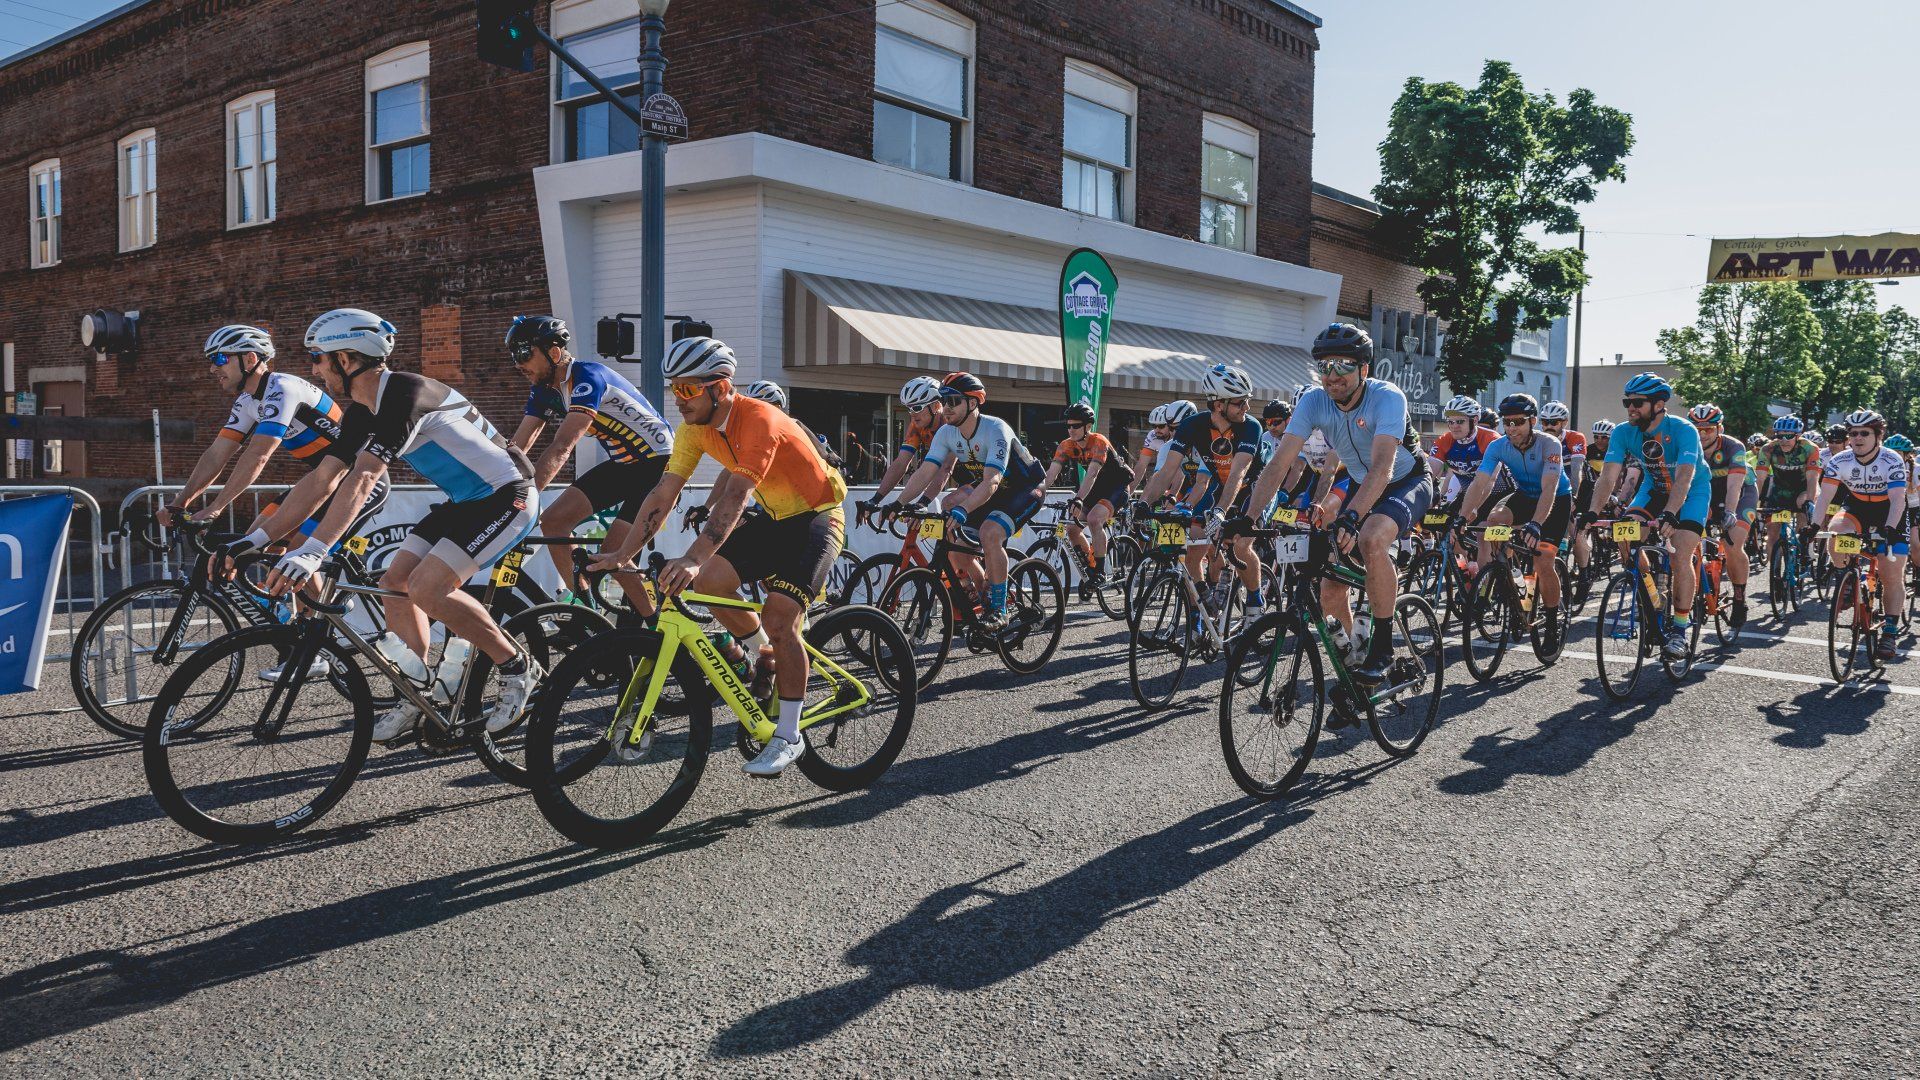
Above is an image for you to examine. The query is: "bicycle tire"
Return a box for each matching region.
[1367,594,1443,757]
[998,558,1065,675]
[1095,535,1139,621]
[1661,590,1703,683]
[843,552,902,608]
[877,565,953,688]
[144,624,372,845]
[1461,563,1513,683]
[465,603,617,787]
[1828,567,1865,683]
[1128,570,1192,709]
[1219,610,1324,799]
[792,605,918,790]
[1024,536,1074,603]
[525,627,713,849]
[1594,571,1646,701]
[72,580,243,739]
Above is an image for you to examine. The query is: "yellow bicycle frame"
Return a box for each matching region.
[608,588,876,749]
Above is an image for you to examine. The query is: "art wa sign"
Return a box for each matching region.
[1706,232,1920,283]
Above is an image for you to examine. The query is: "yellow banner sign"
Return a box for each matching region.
[1707,232,1920,283]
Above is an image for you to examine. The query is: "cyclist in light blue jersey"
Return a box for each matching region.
[1454,394,1570,648]
[1588,371,1709,660]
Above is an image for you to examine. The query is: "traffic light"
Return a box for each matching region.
[475,1,535,72]
[597,317,635,360]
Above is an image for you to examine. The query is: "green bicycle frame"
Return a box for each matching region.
[1261,551,1400,707]
[607,589,874,748]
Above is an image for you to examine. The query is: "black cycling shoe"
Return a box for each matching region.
[1351,639,1394,684]
[1875,634,1899,663]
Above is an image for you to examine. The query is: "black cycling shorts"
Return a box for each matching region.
[400,480,537,577]
[573,455,667,524]
[717,505,845,607]
[1501,491,1571,547]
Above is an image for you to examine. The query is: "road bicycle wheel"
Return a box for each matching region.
[524,627,713,850]
[144,624,372,845]
[823,550,862,608]
[1126,552,1171,626]
[998,558,1065,675]
[1219,611,1324,799]
[72,580,243,739]
[878,566,954,687]
[790,604,917,791]
[1660,593,1704,683]
[462,603,618,788]
[1461,563,1513,683]
[1024,536,1079,605]
[1530,591,1566,666]
[1094,535,1139,620]
[1827,567,1867,683]
[1399,549,1446,622]
[1594,571,1646,701]
[842,553,901,608]
[1710,569,1738,648]
[1365,594,1444,757]
[1128,571,1193,709]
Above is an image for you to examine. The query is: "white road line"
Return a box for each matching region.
[1555,647,1920,696]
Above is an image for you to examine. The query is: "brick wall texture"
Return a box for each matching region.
[0,0,1344,482]
[1308,190,1431,321]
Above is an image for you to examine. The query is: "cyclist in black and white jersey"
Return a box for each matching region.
[246,307,542,743]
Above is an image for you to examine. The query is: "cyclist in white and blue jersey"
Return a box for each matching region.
[1588,371,1711,660]
[506,315,673,614]
[256,307,542,744]
[1454,393,1571,648]
[1246,322,1431,682]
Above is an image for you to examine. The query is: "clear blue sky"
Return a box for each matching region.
[10,0,1917,362]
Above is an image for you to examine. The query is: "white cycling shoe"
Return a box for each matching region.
[257,654,334,683]
[372,701,421,743]
[742,735,805,778]
[483,655,544,734]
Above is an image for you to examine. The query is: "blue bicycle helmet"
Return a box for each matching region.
[1773,415,1803,434]
[1621,372,1672,401]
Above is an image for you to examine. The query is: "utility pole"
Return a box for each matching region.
[1570,225,1586,427]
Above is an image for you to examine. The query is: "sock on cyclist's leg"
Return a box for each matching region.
[987,581,1007,614]
[776,697,804,743]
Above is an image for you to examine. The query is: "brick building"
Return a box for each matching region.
[2,0,1380,490]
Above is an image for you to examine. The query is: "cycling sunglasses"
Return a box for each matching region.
[671,380,718,400]
[1501,416,1531,427]
[1848,428,1877,438]
[208,352,237,367]
[1622,397,1650,408]
[1319,357,1361,376]
[1065,421,1087,430]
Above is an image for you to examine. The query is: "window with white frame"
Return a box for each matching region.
[873,1,973,182]
[551,0,641,163]
[1200,113,1257,251]
[227,91,276,228]
[1061,61,1134,222]
[29,159,60,267]
[367,42,430,202]
[118,129,157,251]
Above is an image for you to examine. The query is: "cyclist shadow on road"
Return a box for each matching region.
[1437,674,1662,797]
[0,797,818,1054]
[1759,684,1877,749]
[713,796,1313,1059]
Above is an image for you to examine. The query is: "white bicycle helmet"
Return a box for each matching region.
[1200,363,1254,401]
[900,376,942,410]
[203,324,275,360]
[1539,400,1571,423]
[304,308,396,359]
[1164,400,1199,426]
[1591,418,1616,437]
[661,335,737,381]
[1443,394,1482,419]
[740,380,788,411]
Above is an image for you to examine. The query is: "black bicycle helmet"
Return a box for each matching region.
[1826,422,1848,444]
[1498,393,1538,418]
[1310,322,1374,364]
[1063,402,1095,424]
[940,371,987,402]
[505,315,570,361]
[1262,398,1291,422]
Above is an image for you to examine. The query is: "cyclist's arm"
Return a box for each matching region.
[955,466,1004,515]
[1040,459,1066,492]
[1340,434,1403,518]
[195,433,281,521]
[1128,446,1154,492]
[870,447,917,502]
[1246,433,1305,519]
[684,471,756,562]
[1139,447,1189,505]
[250,456,348,545]
[1664,464,1697,516]
[894,456,948,505]
[174,437,241,509]
[1215,452,1256,513]
[1314,448,1345,505]
[508,414,544,455]
[1072,462,1102,504]
[1590,462,1624,515]
[530,410,594,492]
[1810,476,1837,523]
[303,452,387,551]
[1457,469,1496,522]
[1532,464,1563,528]
[1801,461,1822,506]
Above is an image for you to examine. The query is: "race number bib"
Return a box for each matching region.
[1834,535,1864,555]
[920,518,946,541]
[1273,534,1311,564]
[1612,520,1642,542]
[491,549,525,587]
[1270,508,1299,525]
[1770,510,1793,524]
[1156,521,1188,548]
[1483,525,1513,543]
[1422,512,1451,527]
[343,535,371,555]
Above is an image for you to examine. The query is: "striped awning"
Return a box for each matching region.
[784,271,1313,399]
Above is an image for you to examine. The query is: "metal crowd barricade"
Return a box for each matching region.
[0,485,108,667]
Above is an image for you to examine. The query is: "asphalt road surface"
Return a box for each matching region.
[3,598,1916,1077]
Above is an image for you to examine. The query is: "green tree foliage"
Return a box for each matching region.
[1879,306,1920,436]
[1797,280,1888,421]
[1374,60,1633,395]
[1659,282,1823,437]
